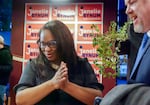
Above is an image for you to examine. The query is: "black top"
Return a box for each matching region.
[14,57,103,105]
[0,45,13,85]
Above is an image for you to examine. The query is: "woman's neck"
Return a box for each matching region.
[50,60,61,70]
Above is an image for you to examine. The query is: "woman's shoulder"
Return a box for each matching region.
[27,56,46,68]
[25,58,39,68]
[28,54,43,63]
[25,58,40,72]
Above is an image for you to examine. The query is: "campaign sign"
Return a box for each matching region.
[77,43,98,61]
[52,4,76,21]
[77,24,102,41]
[78,3,103,21]
[24,42,39,60]
[26,24,44,40]
[26,4,50,21]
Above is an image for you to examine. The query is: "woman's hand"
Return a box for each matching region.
[51,61,68,89]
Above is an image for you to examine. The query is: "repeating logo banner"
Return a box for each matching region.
[24,3,104,82]
[52,4,76,21]
[65,24,75,38]
[78,24,102,41]
[91,64,102,83]
[77,43,98,61]
[24,42,39,60]
[26,24,44,40]
[78,3,103,21]
[26,4,50,21]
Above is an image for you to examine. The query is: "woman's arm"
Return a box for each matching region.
[63,81,102,105]
[15,61,68,105]
[60,59,103,105]
[16,80,56,105]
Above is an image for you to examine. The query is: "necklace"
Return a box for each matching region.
[51,63,60,70]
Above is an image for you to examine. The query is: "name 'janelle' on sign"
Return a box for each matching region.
[25,44,39,59]
[26,5,50,21]
[27,25,39,37]
[52,5,76,21]
[78,4,103,21]
[79,46,98,58]
[79,26,99,37]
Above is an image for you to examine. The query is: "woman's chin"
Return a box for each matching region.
[47,58,57,63]
[46,57,53,61]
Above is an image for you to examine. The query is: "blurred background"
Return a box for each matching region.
[0,0,128,104]
[0,0,127,84]
[0,0,12,45]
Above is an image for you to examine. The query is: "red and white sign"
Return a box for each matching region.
[77,24,102,41]
[24,3,104,79]
[77,43,98,61]
[26,24,44,40]
[26,4,50,21]
[66,24,75,38]
[78,3,103,21]
[52,5,76,21]
[24,42,39,60]
[91,64,102,83]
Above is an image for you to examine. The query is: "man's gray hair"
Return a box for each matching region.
[0,35,4,44]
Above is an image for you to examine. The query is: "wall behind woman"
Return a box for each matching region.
[0,0,12,46]
[11,0,117,104]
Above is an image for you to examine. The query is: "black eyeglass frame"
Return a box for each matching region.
[38,40,57,49]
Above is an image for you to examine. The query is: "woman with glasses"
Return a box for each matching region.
[14,20,103,105]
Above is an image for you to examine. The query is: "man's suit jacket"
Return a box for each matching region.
[99,83,150,105]
[118,24,143,80]
[129,37,150,85]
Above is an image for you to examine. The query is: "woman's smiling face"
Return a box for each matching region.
[39,29,59,62]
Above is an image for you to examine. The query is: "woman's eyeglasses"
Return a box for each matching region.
[38,40,57,49]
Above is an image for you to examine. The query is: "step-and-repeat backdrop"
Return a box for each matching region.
[23,3,103,82]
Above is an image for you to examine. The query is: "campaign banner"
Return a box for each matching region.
[26,4,50,21]
[78,3,103,21]
[91,64,102,83]
[77,43,98,61]
[52,5,76,21]
[26,24,44,40]
[77,24,102,41]
[65,23,75,38]
[24,42,39,60]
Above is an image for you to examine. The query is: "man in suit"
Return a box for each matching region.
[96,1,150,104]
[118,23,143,80]
[125,0,150,85]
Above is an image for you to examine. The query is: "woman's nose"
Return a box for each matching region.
[44,45,52,51]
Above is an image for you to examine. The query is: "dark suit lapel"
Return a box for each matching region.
[130,38,150,79]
